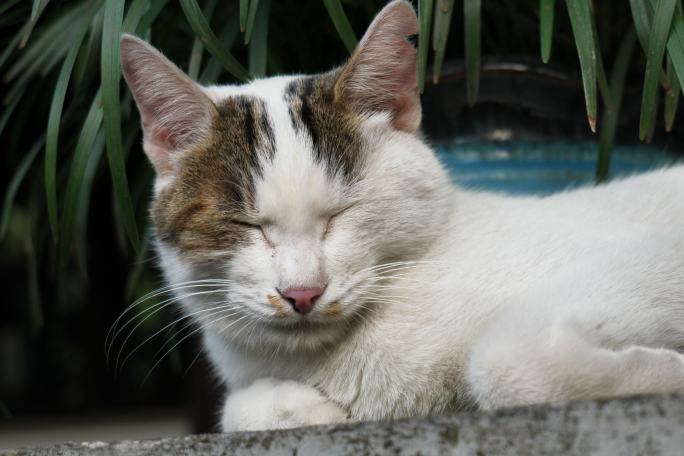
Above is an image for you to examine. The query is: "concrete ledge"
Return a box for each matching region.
[4,395,684,455]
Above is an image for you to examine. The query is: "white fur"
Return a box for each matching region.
[221,378,348,432]
[141,4,684,432]
[163,74,684,429]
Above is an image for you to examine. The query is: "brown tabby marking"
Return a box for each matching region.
[267,294,289,318]
[152,96,274,261]
[285,72,366,181]
[325,301,343,318]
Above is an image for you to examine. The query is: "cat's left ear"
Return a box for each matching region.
[120,34,217,178]
[334,0,420,132]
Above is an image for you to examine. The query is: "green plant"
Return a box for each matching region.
[0,0,681,348]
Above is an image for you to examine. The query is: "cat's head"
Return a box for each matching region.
[121,0,453,352]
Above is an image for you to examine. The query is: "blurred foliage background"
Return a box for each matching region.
[1,0,683,424]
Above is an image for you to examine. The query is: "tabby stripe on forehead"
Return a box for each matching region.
[284,75,364,181]
[298,77,318,148]
[238,97,259,165]
[216,96,276,171]
[212,96,276,209]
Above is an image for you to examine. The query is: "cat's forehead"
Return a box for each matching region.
[204,73,365,180]
[199,74,365,215]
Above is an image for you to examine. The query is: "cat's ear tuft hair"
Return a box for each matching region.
[334,0,420,132]
[120,34,217,176]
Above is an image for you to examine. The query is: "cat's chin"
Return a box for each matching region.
[222,314,357,353]
[267,318,336,332]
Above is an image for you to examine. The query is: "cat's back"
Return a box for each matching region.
[439,164,684,300]
[458,164,684,247]
[553,164,684,230]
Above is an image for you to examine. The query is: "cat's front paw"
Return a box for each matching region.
[221,378,349,432]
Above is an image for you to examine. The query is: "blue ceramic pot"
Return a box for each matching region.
[436,140,679,195]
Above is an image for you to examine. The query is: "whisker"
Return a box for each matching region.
[107,285,234,361]
[105,279,234,355]
[356,283,421,291]
[226,314,261,341]
[138,305,246,373]
[111,289,232,367]
[361,299,408,307]
[354,260,442,275]
[359,274,425,284]
[142,310,251,385]
[116,302,242,373]
[182,347,204,378]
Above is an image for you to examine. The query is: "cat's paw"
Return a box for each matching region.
[221,378,349,432]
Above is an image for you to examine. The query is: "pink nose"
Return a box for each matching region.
[279,287,324,314]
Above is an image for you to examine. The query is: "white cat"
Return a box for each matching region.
[119,0,684,432]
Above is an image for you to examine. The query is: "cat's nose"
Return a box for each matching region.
[278,287,324,314]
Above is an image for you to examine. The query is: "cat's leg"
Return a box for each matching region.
[466,315,684,410]
[221,377,349,432]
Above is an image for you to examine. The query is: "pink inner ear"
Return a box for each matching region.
[142,115,181,150]
[336,0,421,132]
[141,117,183,176]
[120,34,217,176]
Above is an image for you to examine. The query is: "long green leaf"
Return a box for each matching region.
[30,0,47,21]
[122,0,149,33]
[666,17,684,87]
[648,0,684,94]
[639,0,677,140]
[240,0,249,32]
[566,0,598,132]
[4,3,79,73]
[74,130,105,277]
[102,0,140,251]
[597,30,636,183]
[631,0,672,91]
[21,0,49,47]
[73,8,104,90]
[45,28,89,244]
[188,0,219,80]
[179,0,250,81]
[188,38,204,80]
[540,0,555,63]
[200,17,241,84]
[323,0,358,53]
[248,0,271,77]
[464,0,481,106]
[5,2,93,82]
[244,0,260,44]
[418,0,434,92]
[0,136,45,240]
[589,9,611,110]
[135,0,169,35]
[59,92,103,270]
[432,0,455,83]
[665,55,680,130]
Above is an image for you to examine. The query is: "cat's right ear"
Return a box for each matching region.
[334,0,420,132]
[120,34,217,178]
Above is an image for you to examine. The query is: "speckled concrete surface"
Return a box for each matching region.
[4,395,683,455]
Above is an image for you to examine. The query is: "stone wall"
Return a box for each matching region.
[4,395,683,455]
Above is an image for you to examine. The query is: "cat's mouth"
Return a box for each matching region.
[266,318,335,333]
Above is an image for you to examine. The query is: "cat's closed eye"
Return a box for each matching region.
[230,219,261,230]
[323,205,354,238]
[231,219,273,246]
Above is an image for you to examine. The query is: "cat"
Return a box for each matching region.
[120,0,684,432]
